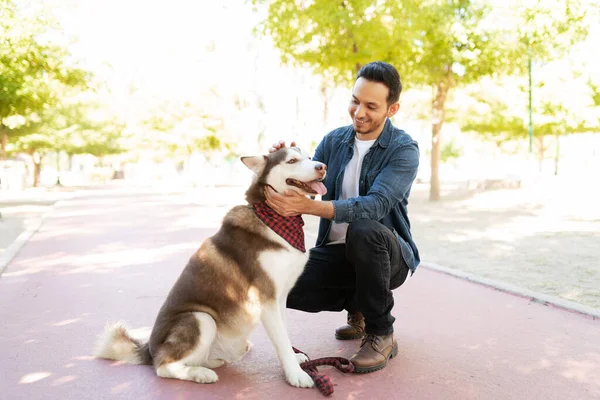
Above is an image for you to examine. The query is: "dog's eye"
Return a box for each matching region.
[287,159,297,164]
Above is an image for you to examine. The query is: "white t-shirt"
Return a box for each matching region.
[327,137,376,244]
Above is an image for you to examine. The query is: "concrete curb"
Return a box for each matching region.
[0,217,44,276]
[0,199,64,277]
[422,262,600,320]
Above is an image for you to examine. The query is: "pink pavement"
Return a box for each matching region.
[0,189,599,400]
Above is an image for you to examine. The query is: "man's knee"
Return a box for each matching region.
[346,219,386,246]
[286,286,347,313]
[286,287,305,310]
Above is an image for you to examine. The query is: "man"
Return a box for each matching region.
[266,61,420,373]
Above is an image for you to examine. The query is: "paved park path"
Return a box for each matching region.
[0,187,599,399]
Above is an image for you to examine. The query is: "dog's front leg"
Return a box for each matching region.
[279,294,288,329]
[261,303,314,388]
[279,296,309,364]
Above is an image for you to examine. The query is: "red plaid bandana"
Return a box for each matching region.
[253,202,306,252]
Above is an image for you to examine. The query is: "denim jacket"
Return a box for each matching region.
[313,118,421,272]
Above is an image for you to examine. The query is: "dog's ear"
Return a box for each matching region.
[240,155,267,174]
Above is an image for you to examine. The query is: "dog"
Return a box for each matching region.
[93,147,327,388]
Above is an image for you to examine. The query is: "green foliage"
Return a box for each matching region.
[0,0,89,120]
[440,138,462,162]
[253,0,592,88]
[535,101,590,137]
[254,0,516,88]
[0,0,92,161]
[9,94,128,157]
[459,78,597,155]
[588,79,600,108]
[141,100,230,158]
[460,94,526,146]
[515,0,591,60]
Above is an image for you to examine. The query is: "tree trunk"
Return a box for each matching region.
[429,80,450,201]
[342,0,361,74]
[352,42,360,73]
[537,136,544,173]
[29,151,42,187]
[56,150,62,186]
[33,159,41,187]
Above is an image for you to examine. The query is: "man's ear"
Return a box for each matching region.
[387,102,400,117]
[240,155,267,174]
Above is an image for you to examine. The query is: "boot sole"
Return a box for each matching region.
[352,341,399,374]
[335,332,365,340]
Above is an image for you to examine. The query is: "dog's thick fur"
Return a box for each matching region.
[93,148,326,387]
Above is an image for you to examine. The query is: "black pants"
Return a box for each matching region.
[287,219,410,336]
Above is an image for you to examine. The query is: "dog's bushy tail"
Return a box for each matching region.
[93,321,152,365]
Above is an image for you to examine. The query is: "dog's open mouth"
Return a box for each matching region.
[286,178,327,195]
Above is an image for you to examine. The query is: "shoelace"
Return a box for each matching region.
[360,333,381,350]
[292,347,354,396]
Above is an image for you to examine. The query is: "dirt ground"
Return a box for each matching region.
[406,177,600,309]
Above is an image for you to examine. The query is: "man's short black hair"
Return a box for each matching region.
[356,61,402,106]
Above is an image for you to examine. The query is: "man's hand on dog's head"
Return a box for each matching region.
[269,140,297,153]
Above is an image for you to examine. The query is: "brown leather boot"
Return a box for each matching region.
[350,333,398,373]
[335,312,365,340]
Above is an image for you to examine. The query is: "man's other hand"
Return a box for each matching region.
[268,140,297,153]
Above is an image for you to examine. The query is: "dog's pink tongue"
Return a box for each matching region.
[309,181,327,196]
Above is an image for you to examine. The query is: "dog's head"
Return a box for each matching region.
[241,147,327,204]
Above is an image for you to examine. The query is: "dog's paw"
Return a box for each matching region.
[295,352,309,364]
[286,369,314,388]
[192,367,219,384]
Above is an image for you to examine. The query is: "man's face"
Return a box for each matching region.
[348,77,397,135]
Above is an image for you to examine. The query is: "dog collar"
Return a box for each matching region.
[253,203,306,252]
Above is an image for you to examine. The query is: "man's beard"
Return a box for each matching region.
[353,118,383,134]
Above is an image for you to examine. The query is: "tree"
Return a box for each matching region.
[9,97,127,186]
[535,101,594,175]
[254,0,592,200]
[56,99,128,158]
[457,78,528,150]
[462,107,525,149]
[460,78,598,174]
[0,0,89,159]
[141,100,231,160]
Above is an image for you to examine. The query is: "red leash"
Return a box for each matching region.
[292,347,354,396]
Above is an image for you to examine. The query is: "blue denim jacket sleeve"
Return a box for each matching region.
[312,137,326,164]
[331,142,419,223]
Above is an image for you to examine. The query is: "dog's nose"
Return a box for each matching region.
[315,163,326,171]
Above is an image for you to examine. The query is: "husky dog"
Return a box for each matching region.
[94,147,327,388]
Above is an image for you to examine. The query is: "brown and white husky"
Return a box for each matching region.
[93,147,327,388]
